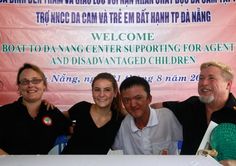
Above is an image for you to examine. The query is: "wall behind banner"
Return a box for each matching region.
[0,2,236,111]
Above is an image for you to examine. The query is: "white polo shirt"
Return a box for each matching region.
[112,107,182,154]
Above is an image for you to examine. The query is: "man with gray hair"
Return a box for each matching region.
[151,61,236,164]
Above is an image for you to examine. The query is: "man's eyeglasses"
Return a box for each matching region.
[19,79,43,85]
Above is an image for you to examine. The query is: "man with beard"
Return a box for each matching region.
[151,61,236,164]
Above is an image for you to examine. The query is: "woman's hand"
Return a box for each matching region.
[43,99,55,110]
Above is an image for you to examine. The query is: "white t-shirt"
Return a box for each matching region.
[112,107,183,154]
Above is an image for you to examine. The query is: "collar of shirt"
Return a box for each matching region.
[225,93,236,110]
[130,107,159,133]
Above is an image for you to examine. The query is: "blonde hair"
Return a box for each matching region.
[200,61,234,81]
[17,63,47,88]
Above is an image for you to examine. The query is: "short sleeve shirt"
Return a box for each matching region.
[0,97,71,154]
[61,101,123,154]
[112,107,182,154]
[163,93,236,155]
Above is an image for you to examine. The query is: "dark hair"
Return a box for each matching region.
[16,63,47,88]
[120,76,151,96]
[92,72,123,118]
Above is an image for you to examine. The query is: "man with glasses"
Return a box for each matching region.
[112,76,182,154]
[0,63,71,155]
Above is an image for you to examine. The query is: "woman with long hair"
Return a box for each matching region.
[61,72,124,154]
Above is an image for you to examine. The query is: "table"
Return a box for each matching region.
[0,155,221,166]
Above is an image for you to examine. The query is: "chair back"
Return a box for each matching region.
[48,135,68,154]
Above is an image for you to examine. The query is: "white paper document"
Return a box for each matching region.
[197,121,218,153]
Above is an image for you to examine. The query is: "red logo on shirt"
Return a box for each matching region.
[42,116,52,126]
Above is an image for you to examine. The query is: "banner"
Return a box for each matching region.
[0,1,236,110]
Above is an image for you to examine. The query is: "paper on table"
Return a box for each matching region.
[197,121,218,154]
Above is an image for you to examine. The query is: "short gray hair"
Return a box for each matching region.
[200,61,234,81]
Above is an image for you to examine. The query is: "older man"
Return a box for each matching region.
[151,61,236,164]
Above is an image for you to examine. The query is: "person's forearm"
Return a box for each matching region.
[0,148,8,155]
[220,160,236,166]
[62,111,70,119]
[150,102,163,109]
